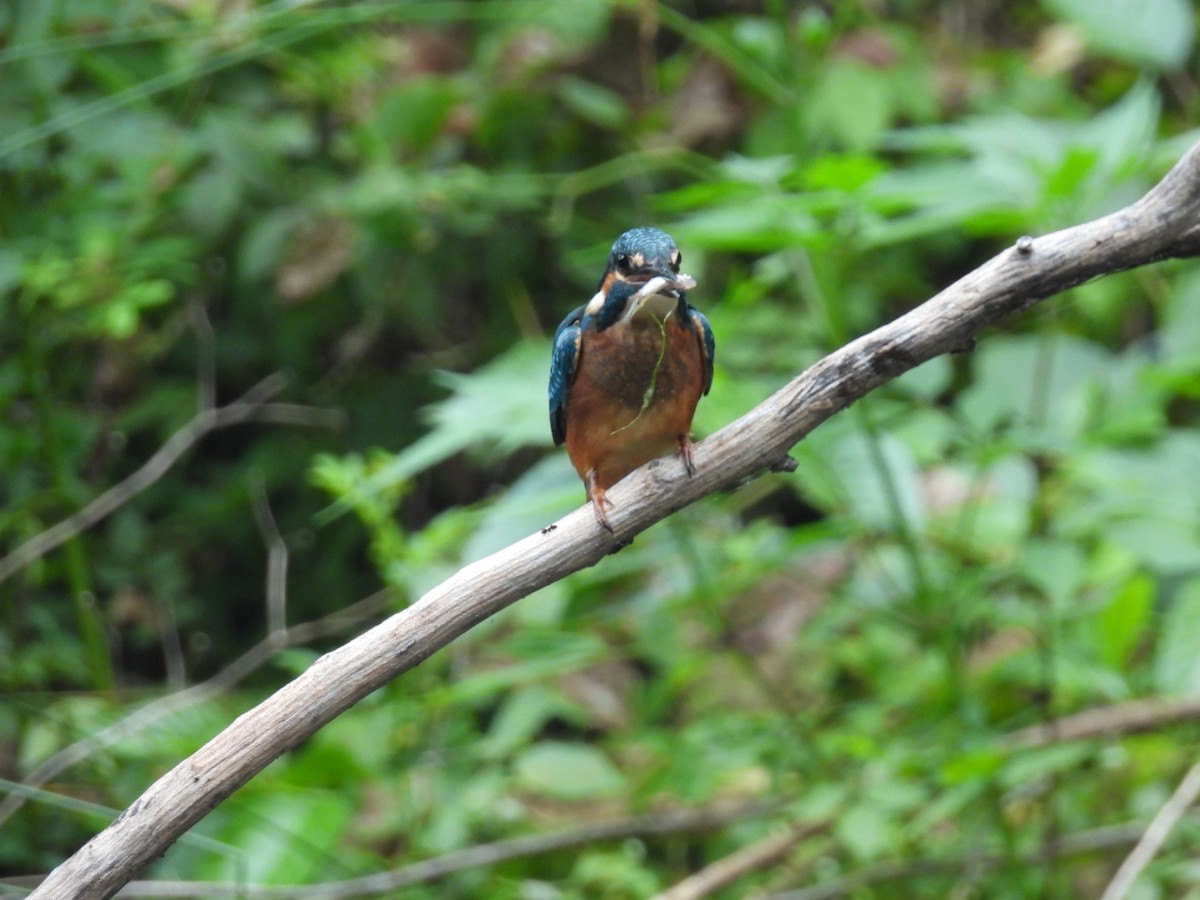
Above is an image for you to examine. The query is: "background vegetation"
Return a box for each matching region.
[3,0,1200,896]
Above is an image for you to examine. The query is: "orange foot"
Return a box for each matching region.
[586,470,614,532]
[677,435,697,477]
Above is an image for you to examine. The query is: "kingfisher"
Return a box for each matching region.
[549,227,715,530]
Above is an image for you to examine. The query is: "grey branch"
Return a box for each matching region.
[762,817,1180,900]
[1100,763,1200,900]
[28,140,1200,900]
[1007,694,1200,748]
[0,374,343,585]
[653,821,824,900]
[251,477,290,642]
[0,591,390,831]
[94,802,771,898]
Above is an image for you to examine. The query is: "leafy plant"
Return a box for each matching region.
[4,1,1200,896]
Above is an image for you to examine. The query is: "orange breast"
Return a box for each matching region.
[565,312,705,491]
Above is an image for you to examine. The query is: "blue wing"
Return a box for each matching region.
[549,305,585,446]
[686,304,716,396]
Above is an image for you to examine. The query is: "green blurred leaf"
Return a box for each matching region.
[817,430,925,532]
[1097,571,1154,670]
[435,630,607,706]
[203,791,353,883]
[373,79,463,155]
[481,685,572,759]
[321,341,549,520]
[835,803,895,861]
[674,195,819,252]
[805,61,892,151]
[1063,433,1200,572]
[1020,539,1087,605]
[1044,0,1194,69]
[1156,579,1200,695]
[958,334,1114,441]
[515,741,626,800]
[801,153,887,192]
[557,76,627,129]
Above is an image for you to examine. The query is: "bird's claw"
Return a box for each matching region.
[587,475,615,533]
[678,436,697,478]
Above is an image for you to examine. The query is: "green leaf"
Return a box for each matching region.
[1155,579,1200,695]
[805,60,892,150]
[1019,539,1087,605]
[801,153,887,192]
[835,803,895,861]
[1081,80,1161,183]
[320,341,550,521]
[1043,0,1194,70]
[373,78,463,155]
[935,456,1037,557]
[940,748,1005,786]
[0,247,23,295]
[1001,744,1093,791]
[958,334,1114,441]
[1097,572,1154,669]
[673,195,819,252]
[557,77,628,129]
[824,430,925,532]
[892,355,953,402]
[481,685,571,759]
[434,631,607,706]
[1063,432,1200,571]
[515,741,626,800]
[205,791,353,883]
[463,456,579,561]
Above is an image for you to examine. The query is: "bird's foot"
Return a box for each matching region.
[677,435,697,477]
[586,472,615,533]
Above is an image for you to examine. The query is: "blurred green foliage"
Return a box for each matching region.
[3,0,1200,896]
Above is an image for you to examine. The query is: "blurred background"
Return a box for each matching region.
[2,0,1200,895]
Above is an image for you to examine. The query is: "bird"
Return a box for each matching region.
[548,226,715,531]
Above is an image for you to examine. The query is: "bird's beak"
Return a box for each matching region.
[646,265,688,300]
[625,265,685,293]
[621,268,693,322]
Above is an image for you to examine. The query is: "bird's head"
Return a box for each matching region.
[604,226,682,286]
[586,227,693,328]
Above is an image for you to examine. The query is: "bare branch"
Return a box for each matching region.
[251,478,289,642]
[28,141,1200,900]
[0,375,342,585]
[762,818,1181,900]
[0,591,390,830]
[186,297,217,412]
[1100,763,1200,900]
[653,821,824,900]
[1008,695,1200,748]
[93,802,771,898]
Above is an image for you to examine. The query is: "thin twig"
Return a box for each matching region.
[0,591,390,830]
[1100,762,1200,900]
[94,802,773,898]
[1007,695,1200,748]
[654,821,824,900]
[762,818,1179,900]
[251,477,289,642]
[187,297,217,412]
[0,375,342,585]
[27,141,1200,900]
[158,592,187,693]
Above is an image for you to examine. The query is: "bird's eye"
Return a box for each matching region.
[615,253,632,274]
[671,251,681,272]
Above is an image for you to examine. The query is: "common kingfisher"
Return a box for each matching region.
[549,227,715,530]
